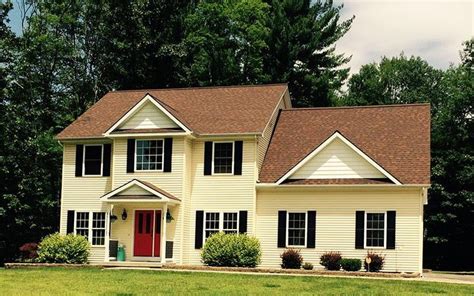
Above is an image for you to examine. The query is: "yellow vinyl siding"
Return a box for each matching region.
[120,101,179,130]
[183,139,257,265]
[256,188,423,273]
[290,138,385,179]
[59,143,112,263]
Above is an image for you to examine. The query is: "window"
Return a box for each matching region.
[287,212,306,246]
[205,212,220,239]
[365,213,386,248]
[83,145,103,176]
[136,140,164,171]
[75,211,107,246]
[223,213,238,234]
[213,142,234,174]
[204,211,239,240]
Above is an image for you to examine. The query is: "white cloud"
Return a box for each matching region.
[334,0,473,74]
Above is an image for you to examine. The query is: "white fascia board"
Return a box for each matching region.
[103,94,192,136]
[275,132,402,185]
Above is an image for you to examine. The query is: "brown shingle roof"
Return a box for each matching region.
[56,84,288,139]
[259,104,430,185]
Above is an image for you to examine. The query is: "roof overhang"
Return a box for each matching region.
[100,179,180,204]
[103,94,193,137]
[275,131,402,185]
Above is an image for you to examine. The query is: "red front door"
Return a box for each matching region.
[134,210,154,257]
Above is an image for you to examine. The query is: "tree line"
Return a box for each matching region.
[0,0,472,270]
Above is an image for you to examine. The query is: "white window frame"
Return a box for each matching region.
[212,141,235,175]
[286,212,307,248]
[364,212,387,249]
[222,212,239,234]
[203,211,239,242]
[74,211,108,247]
[135,139,165,172]
[82,144,104,177]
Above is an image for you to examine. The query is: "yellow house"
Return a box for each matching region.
[56,84,430,273]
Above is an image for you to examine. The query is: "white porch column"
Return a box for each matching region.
[105,204,113,262]
[161,203,168,264]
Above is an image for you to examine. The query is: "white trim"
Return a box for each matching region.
[134,139,165,172]
[364,212,387,249]
[275,132,402,185]
[106,132,189,138]
[100,179,180,204]
[260,87,288,138]
[82,144,104,177]
[103,94,192,136]
[211,141,235,175]
[286,212,307,248]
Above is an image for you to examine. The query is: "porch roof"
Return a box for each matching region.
[100,179,181,203]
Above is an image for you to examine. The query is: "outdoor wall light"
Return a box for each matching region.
[110,214,118,223]
[121,209,128,221]
[166,209,174,223]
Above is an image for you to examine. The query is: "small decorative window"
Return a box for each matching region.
[205,212,220,239]
[75,211,107,246]
[83,145,103,176]
[223,213,238,234]
[136,140,164,171]
[75,212,90,238]
[92,212,106,246]
[287,212,306,247]
[366,213,386,248]
[213,142,234,174]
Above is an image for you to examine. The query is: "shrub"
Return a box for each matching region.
[320,251,342,270]
[364,251,385,272]
[201,232,261,267]
[302,262,313,270]
[280,248,303,269]
[341,258,362,271]
[37,233,90,264]
[19,243,39,261]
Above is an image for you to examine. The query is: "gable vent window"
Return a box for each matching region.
[288,212,306,247]
[136,139,164,171]
[365,213,386,248]
[213,142,234,174]
[83,145,103,176]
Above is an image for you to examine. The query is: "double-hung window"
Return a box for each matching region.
[204,211,238,240]
[136,139,164,171]
[75,211,107,246]
[287,212,306,247]
[83,145,103,176]
[365,213,386,248]
[213,142,234,174]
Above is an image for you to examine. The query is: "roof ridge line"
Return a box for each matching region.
[283,103,430,111]
[109,83,289,93]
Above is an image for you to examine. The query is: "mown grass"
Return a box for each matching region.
[0,267,472,295]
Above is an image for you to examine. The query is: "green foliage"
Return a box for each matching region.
[340,258,361,272]
[302,262,313,270]
[319,251,341,270]
[36,233,90,264]
[201,232,262,267]
[280,248,303,269]
[364,252,385,272]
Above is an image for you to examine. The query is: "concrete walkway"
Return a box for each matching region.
[421,272,474,285]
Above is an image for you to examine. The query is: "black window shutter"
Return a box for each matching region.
[195,211,204,249]
[75,145,83,177]
[239,211,248,233]
[126,139,135,173]
[387,211,396,249]
[67,210,75,234]
[103,144,112,176]
[204,142,213,175]
[234,141,243,175]
[307,211,316,248]
[277,210,287,248]
[355,211,365,249]
[164,138,173,172]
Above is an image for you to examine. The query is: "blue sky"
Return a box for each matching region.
[6,0,473,74]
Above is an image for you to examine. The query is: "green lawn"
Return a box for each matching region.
[0,267,472,295]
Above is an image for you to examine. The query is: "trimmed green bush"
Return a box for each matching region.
[302,262,314,270]
[201,232,261,267]
[280,248,303,269]
[37,233,90,264]
[320,251,342,270]
[341,258,362,271]
[364,251,385,272]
